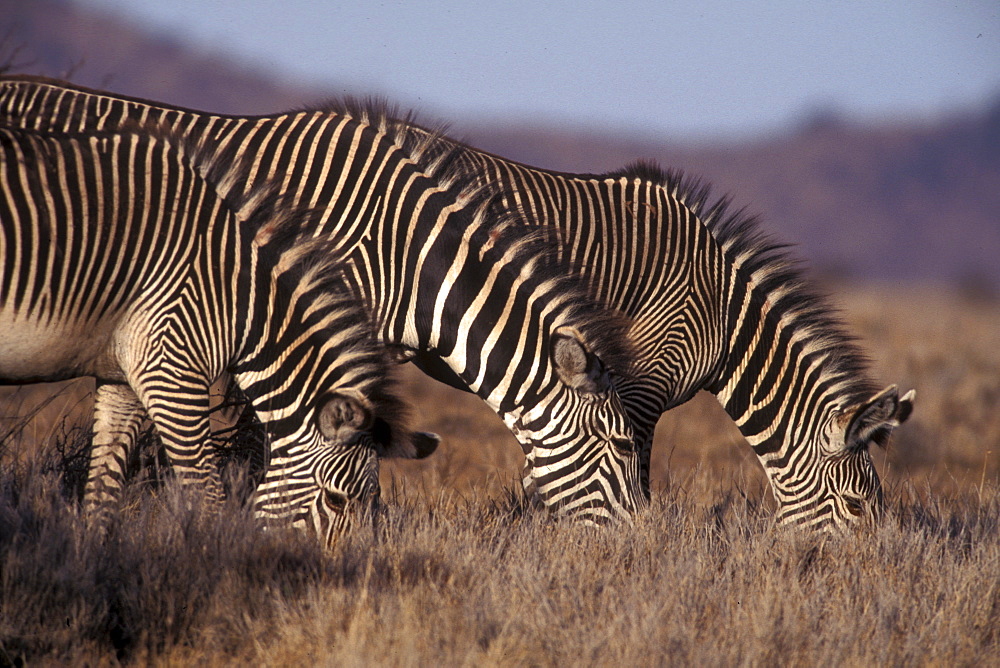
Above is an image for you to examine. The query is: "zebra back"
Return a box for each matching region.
[0,75,648,525]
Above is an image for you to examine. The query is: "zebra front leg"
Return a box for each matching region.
[84,383,146,530]
[638,435,653,502]
[519,457,546,511]
[136,378,225,508]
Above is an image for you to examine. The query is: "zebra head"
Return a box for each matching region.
[256,389,440,549]
[772,385,915,531]
[509,327,647,526]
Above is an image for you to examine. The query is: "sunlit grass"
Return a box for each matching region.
[2,457,997,665]
[1,285,998,664]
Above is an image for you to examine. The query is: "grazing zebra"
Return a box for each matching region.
[0,76,647,525]
[0,125,439,544]
[411,138,916,530]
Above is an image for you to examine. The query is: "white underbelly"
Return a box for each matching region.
[0,311,124,382]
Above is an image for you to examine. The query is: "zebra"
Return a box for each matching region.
[409,138,917,530]
[0,75,648,525]
[0,124,439,545]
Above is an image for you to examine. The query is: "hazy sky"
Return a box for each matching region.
[79,0,999,139]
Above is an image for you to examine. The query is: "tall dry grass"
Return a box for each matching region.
[1,284,998,665]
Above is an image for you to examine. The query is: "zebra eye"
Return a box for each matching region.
[323,490,349,514]
[843,496,864,517]
[611,438,634,455]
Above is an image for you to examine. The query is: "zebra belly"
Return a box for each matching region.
[0,312,124,383]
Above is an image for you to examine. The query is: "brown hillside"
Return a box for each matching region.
[461,108,1000,288]
[1,0,327,114]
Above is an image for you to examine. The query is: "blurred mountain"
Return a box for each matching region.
[0,0,331,113]
[461,106,1000,289]
[4,0,998,289]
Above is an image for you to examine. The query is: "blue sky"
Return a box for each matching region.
[79,0,999,140]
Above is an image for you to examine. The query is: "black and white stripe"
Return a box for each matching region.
[0,76,648,524]
[411,133,916,530]
[0,125,435,544]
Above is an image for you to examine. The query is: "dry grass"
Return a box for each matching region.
[386,283,1000,506]
[2,284,998,665]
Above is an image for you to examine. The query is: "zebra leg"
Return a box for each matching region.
[519,456,546,511]
[134,377,225,507]
[84,383,146,529]
[638,435,653,502]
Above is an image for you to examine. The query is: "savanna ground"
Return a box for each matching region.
[1,284,998,666]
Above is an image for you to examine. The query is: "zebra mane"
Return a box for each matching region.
[611,160,878,405]
[308,96,470,191]
[304,97,641,377]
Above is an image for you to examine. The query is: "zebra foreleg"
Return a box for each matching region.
[134,376,226,508]
[638,435,654,502]
[519,457,546,511]
[84,383,146,531]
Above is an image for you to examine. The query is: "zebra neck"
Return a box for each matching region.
[709,276,853,469]
[371,308,553,417]
[713,354,833,464]
[231,238,392,447]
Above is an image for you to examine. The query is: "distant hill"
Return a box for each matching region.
[1,0,330,113]
[5,0,998,289]
[460,108,1000,289]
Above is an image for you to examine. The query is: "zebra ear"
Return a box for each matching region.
[317,390,374,442]
[843,385,915,451]
[411,431,440,459]
[552,327,611,394]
